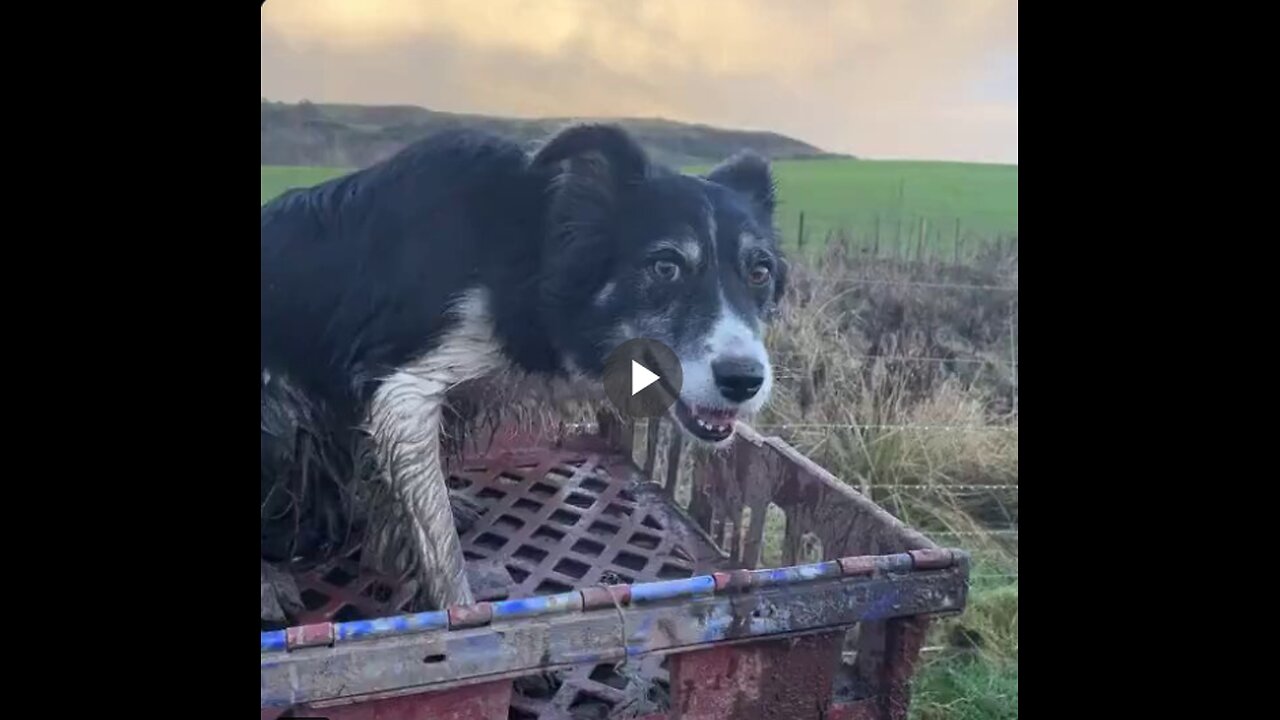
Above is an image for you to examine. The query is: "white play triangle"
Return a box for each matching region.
[631,360,659,396]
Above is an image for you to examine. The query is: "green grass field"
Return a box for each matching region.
[261,159,1018,254]
[261,166,349,205]
[688,158,1018,253]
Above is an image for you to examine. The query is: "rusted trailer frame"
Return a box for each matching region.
[261,419,969,719]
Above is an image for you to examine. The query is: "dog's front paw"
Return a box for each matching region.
[449,492,487,535]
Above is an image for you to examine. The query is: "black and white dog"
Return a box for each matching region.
[261,124,787,619]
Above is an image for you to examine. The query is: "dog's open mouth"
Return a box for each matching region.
[672,399,737,443]
[641,347,739,443]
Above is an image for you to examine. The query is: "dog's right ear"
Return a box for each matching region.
[529,123,650,199]
[706,150,776,219]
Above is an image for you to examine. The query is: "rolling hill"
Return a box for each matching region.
[261,100,844,170]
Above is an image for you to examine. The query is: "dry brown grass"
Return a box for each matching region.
[758,242,1018,556]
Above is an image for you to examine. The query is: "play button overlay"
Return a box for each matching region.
[603,338,683,419]
[632,361,659,395]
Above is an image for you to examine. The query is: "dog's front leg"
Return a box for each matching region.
[369,372,474,610]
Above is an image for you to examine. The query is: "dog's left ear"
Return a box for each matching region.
[529,123,649,194]
[706,150,776,219]
[531,124,651,326]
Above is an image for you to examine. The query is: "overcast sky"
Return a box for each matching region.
[261,0,1017,164]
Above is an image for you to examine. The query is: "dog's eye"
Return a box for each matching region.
[748,264,772,286]
[652,259,682,282]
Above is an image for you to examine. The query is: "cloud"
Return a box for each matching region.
[261,0,1017,163]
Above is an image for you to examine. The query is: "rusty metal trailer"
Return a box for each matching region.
[261,418,969,720]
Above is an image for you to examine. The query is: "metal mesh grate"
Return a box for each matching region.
[510,655,670,720]
[287,545,410,625]
[452,449,723,597]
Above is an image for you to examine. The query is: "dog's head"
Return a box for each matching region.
[532,124,788,445]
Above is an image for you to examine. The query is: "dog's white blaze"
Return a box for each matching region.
[678,292,773,416]
[367,287,506,610]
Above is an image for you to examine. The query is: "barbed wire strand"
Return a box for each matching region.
[827,278,1018,292]
[775,355,1017,368]
[862,484,1019,491]
[756,423,1018,433]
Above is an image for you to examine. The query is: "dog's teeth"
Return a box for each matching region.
[693,415,736,436]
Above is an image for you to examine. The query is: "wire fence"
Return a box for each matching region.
[769,228,1020,588]
[790,208,1018,266]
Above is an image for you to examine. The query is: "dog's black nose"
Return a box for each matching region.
[712,357,764,402]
